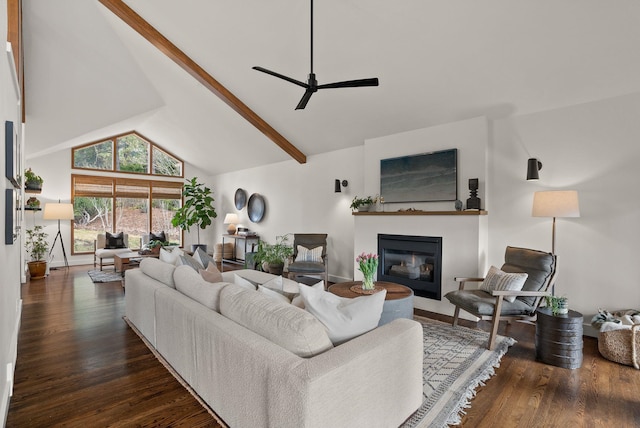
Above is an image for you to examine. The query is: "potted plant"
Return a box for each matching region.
[171,177,217,253]
[350,195,378,212]
[258,234,293,275]
[25,226,49,279]
[139,239,168,255]
[545,295,569,315]
[24,168,43,192]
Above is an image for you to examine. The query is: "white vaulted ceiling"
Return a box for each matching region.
[22,0,640,173]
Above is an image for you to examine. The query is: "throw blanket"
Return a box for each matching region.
[591,308,640,332]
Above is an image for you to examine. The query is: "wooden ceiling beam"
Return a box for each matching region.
[98,0,306,164]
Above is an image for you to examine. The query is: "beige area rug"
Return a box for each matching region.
[402,316,516,428]
[124,316,515,428]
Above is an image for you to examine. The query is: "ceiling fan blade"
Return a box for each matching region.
[317,77,379,89]
[295,90,314,110]
[252,66,309,89]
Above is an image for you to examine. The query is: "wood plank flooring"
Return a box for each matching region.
[7,266,640,427]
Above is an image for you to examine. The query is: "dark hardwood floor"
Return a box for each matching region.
[7,266,640,427]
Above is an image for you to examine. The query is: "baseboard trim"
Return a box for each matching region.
[1,298,21,426]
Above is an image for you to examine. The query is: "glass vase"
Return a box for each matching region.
[362,273,375,290]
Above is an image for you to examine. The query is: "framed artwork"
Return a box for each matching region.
[5,120,19,188]
[5,188,19,244]
[380,148,458,203]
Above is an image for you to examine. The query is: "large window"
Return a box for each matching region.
[72,131,183,177]
[71,175,183,254]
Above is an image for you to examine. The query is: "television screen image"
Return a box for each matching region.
[380,148,457,203]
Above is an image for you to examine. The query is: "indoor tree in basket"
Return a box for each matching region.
[356,252,378,291]
[26,225,49,279]
[171,177,217,253]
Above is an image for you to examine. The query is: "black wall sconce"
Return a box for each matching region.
[527,158,542,180]
[334,179,348,193]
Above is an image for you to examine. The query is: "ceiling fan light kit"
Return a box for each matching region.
[253,0,379,110]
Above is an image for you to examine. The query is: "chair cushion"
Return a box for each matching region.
[288,261,325,274]
[479,265,528,303]
[501,246,555,306]
[445,289,534,317]
[95,247,131,259]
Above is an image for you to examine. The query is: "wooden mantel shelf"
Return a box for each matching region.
[352,210,488,216]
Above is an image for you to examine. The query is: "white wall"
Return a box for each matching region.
[490,92,640,315]
[1,5,24,423]
[211,146,364,283]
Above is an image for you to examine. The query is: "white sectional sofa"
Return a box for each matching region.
[125,258,423,428]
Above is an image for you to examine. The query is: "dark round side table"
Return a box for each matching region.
[328,281,414,326]
[535,308,583,369]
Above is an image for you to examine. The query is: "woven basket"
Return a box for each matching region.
[213,242,234,262]
[598,324,640,369]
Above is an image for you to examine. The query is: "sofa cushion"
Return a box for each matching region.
[257,285,291,304]
[140,257,176,288]
[174,265,229,312]
[291,281,325,308]
[298,285,386,345]
[479,265,528,303]
[220,284,333,358]
[199,262,223,283]
[230,269,279,286]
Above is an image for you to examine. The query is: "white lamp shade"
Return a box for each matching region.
[223,213,239,224]
[43,203,75,220]
[532,191,580,218]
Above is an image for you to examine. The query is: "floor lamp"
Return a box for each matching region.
[532,190,580,294]
[43,201,74,268]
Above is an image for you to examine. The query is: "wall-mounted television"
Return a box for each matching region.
[380,148,457,203]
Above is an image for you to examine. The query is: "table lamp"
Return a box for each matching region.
[224,213,239,235]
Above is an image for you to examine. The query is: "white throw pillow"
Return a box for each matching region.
[160,246,184,266]
[257,285,291,304]
[262,276,299,300]
[295,245,323,262]
[291,281,324,308]
[234,273,257,290]
[298,284,386,345]
[480,265,528,303]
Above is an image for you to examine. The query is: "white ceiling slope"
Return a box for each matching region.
[22,0,640,174]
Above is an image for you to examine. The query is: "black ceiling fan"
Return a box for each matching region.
[253,0,379,110]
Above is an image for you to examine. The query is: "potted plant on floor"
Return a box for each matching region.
[260,234,293,275]
[171,177,217,253]
[25,225,49,279]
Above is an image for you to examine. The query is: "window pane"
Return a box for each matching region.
[152,146,183,177]
[73,197,113,252]
[116,134,149,174]
[152,198,182,246]
[73,140,113,170]
[116,197,149,249]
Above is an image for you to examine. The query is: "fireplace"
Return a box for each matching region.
[377,234,442,300]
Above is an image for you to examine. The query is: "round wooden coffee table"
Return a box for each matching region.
[328,281,414,326]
